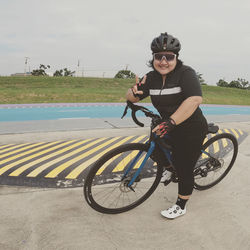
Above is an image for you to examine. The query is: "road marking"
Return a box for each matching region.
[217,130,228,147]
[65,136,145,179]
[0,141,61,175]
[97,137,148,175]
[0,128,247,188]
[0,144,14,150]
[27,138,106,177]
[0,142,42,160]
[230,129,239,139]
[112,137,148,172]
[9,140,78,176]
[45,137,124,179]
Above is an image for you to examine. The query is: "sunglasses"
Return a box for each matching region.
[153,53,176,62]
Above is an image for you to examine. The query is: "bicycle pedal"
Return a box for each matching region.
[172,178,179,183]
[171,173,179,183]
[163,179,171,186]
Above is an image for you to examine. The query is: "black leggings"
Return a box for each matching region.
[154,118,208,196]
[171,133,206,195]
[171,118,208,196]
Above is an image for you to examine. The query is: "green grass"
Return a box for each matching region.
[202,85,250,105]
[0,76,249,105]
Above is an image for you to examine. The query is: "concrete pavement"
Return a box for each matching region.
[0,118,250,250]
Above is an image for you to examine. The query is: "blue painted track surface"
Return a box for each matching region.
[0,103,249,122]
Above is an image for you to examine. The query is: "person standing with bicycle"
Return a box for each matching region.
[126,32,208,219]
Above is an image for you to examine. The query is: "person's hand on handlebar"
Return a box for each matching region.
[130,75,147,98]
[152,118,176,138]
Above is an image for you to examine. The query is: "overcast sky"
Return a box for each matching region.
[1,0,250,85]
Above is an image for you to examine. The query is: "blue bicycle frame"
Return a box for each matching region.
[122,134,173,188]
[122,134,214,189]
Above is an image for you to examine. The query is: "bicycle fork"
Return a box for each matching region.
[121,141,156,192]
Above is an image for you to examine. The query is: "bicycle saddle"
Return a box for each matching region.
[207,123,219,134]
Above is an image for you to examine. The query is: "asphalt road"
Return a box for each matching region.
[0,118,250,250]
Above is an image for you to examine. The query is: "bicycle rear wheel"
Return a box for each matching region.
[194,133,238,190]
[84,143,163,214]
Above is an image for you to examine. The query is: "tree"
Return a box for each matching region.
[114,70,136,79]
[196,72,206,85]
[63,68,75,76]
[31,64,50,76]
[236,78,249,89]
[216,79,229,87]
[53,69,63,76]
[53,68,75,77]
[228,80,242,89]
[217,78,249,89]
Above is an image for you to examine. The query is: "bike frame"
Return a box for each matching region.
[123,134,173,188]
[123,135,215,188]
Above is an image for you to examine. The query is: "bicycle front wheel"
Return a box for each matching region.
[194,133,238,190]
[84,143,163,214]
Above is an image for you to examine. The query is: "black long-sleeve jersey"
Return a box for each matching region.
[138,60,204,123]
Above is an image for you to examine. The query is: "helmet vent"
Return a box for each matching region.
[151,32,181,53]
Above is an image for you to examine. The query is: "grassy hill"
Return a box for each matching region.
[0,76,249,105]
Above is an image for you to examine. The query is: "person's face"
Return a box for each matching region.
[153,52,177,76]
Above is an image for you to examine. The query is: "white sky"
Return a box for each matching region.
[0,0,250,85]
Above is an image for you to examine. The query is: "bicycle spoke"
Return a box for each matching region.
[84,143,163,213]
[93,185,120,205]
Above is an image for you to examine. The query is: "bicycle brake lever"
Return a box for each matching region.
[121,101,138,119]
[121,104,129,119]
[122,101,144,127]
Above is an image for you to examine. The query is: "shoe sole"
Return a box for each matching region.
[160,211,186,219]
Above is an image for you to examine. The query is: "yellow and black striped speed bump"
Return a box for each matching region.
[0,129,247,188]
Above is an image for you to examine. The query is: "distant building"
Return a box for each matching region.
[11,72,32,76]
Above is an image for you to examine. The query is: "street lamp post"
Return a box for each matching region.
[24,57,30,76]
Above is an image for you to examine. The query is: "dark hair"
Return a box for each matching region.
[147,58,154,69]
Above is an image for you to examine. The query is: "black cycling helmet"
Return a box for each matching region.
[151,32,181,54]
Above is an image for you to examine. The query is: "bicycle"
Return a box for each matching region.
[84,101,238,214]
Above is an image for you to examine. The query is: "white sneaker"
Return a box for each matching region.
[160,169,172,183]
[161,204,186,219]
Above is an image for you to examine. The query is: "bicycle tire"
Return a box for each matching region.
[84,143,163,214]
[194,133,238,190]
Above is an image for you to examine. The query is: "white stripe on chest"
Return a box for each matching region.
[150,87,181,95]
